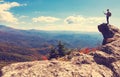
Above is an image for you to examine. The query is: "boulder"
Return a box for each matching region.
[98,23,120,45]
[98,23,120,60]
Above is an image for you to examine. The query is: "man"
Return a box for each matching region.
[104,9,112,24]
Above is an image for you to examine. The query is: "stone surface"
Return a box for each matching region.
[98,23,120,77]
[71,53,95,64]
[1,60,113,77]
[111,60,120,77]
[98,23,120,45]
[98,23,120,60]
[91,51,116,66]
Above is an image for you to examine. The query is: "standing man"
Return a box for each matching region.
[104,9,112,24]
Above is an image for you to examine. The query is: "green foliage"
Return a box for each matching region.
[49,41,69,59]
[57,41,66,56]
[49,47,58,59]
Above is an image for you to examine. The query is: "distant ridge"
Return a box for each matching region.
[0,25,102,48]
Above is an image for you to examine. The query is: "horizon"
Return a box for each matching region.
[0,0,120,32]
[0,24,101,34]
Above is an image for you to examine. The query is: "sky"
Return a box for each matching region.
[0,0,120,32]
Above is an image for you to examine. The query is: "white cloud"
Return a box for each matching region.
[0,2,20,11]
[31,15,105,32]
[0,2,27,24]
[64,15,104,24]
[32,16,60,23]
[31,24,98,32]
[19,15,29,19]
[0,11,18,23]
[29,15,105,32]
[0,2,21,23]
[64,16,85,24]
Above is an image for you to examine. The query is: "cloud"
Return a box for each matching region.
[32,16,60,23]
[19,15,29,19]
[0,2,20,11]
[0,2,20,23]
[29,15,105,32]
[0,11,19,23]
[64,15,104,24]
[31,23,98,32]
[0,2,27,24]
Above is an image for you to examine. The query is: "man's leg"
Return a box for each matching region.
[107,17,109,24]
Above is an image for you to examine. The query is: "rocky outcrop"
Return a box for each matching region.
[98,23,120,60]
[97,23,120,77]
[1,55,113,77]
[1,23,120,77]
[98,23,120,45]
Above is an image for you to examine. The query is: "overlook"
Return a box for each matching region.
[0,0,120,77]
[1,23,120,77]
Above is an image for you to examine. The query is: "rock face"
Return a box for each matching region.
[97,23,120,77]
[1,23,120,77]
[98,23,120,45]
[98,23,120,60]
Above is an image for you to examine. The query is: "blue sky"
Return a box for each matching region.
[0,0,120,32]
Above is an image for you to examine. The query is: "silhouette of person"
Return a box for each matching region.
[104,9,111,24]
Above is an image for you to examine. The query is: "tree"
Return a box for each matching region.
[49,47,59,59]
[57,41,66,57]
[49,41,67,59]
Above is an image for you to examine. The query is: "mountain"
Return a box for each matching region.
[0,25,102,48]
[0,25,48,48]
[1,23,120,77]
[0,25,102,70]
[0,25,52,69]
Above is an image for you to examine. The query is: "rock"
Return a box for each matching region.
[71,53,95,64]
[101,42,120,60]
[1,60,113,77]
[98,23,120,45]
[90,51,116,67]
[98,23,120,60]
[111,60,120,77]
[98,23,120,77]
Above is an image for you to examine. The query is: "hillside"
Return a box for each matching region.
[0,25,102,73]
[0,25,102,48]
[0,42,42,61]
[1,23,120,77]
[0,25,102,67]
[0,25,47,48]
[0,42,43,70]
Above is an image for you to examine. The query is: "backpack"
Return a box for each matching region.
[107,12,112,17]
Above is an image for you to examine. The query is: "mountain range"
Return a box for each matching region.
[0,25,102,69]
[0,25,102,48]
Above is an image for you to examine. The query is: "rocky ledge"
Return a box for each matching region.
[1,23,120,77]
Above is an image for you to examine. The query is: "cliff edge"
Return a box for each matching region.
[98,23,120,45]
[1,23,120,77]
